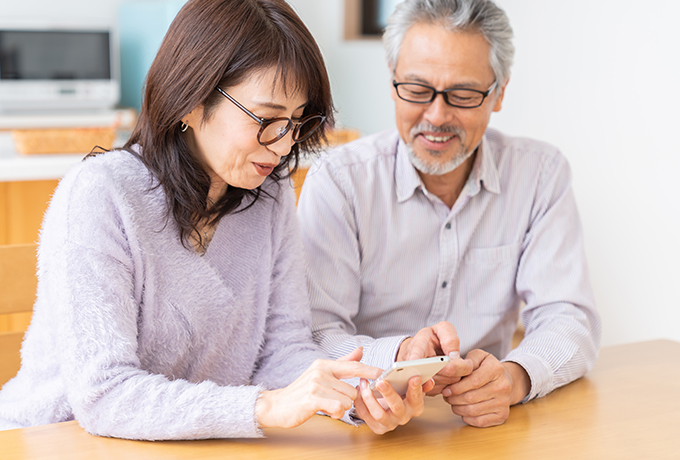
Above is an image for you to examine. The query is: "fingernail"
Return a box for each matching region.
[443,388,451,397]
[360,379,368,390]
[449,351,460,360]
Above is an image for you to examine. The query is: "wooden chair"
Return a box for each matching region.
[0,243,37,388]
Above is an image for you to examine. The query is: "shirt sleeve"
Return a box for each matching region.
[298,158,407,374]
[250,181,328,389]
[503,152,602,401]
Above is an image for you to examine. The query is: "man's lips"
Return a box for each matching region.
[416,132,457,148]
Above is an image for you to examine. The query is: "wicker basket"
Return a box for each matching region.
[325,128,361,147]
[12,127,117,155]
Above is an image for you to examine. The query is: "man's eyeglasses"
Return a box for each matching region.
[216,87,326,146]
[392,80,497,109]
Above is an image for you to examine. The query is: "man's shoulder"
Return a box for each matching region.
[311,129,401,173]
[484,128,572,193]
[485,128,564,165]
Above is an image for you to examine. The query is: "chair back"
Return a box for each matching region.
[0,243,38,387]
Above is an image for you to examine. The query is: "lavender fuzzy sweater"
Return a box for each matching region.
[0,149,326,439]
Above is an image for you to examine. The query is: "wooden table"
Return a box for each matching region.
[2,340,679,459]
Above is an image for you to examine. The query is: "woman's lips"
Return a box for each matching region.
[253,163,277,176]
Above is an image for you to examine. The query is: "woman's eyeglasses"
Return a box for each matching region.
[216,87,326,146]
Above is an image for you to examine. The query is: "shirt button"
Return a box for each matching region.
[442,281,448,288]
[445,222,451,229]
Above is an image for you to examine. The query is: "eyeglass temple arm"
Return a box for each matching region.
[215,87,263,124]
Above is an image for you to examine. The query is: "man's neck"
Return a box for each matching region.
[418,151,477,209]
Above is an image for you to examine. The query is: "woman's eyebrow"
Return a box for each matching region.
[251,101,307,111]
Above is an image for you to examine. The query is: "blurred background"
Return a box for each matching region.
[1,0,679,348]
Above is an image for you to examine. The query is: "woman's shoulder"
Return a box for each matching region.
[54,148,157,210]
[44,148,161,245]
[62,148,151,191]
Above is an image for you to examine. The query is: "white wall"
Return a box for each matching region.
[4,0,679,347]
[490,1,680,347]
[0,0,124,25]
[289,0,680,347]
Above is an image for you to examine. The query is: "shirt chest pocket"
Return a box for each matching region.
[462,241,523,317]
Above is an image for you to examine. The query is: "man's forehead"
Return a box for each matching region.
[394,22,494,86]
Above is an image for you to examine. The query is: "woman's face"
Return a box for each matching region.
[184,67,308,200]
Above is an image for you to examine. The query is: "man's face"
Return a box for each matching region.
[392,23,506,175]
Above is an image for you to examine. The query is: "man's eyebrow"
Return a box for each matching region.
[400,73,432,85]
[399,73,482,89]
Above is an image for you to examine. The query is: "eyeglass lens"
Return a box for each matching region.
[396,84,486,108]
[259,115,324,145]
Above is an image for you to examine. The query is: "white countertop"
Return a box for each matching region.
[0,109,136,182]
[0,132,84,182]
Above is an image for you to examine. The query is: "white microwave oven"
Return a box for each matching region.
[0,24,120,113]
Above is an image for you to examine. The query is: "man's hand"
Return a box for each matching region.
[442,349,531,427]
[396,321,474,394]
[397,321,460,361]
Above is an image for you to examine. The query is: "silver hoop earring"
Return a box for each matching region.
[180,121,189,132]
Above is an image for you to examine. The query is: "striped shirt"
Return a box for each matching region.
[298,128,602,401]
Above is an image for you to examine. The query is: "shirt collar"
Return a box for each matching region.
[394,132,501,203]
[468,134,501,196]
[395,138,424,203]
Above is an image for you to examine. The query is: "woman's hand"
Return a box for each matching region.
[255,348,382,429]
[353,375,435,435]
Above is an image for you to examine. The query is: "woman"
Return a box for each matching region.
[0,0,429,439]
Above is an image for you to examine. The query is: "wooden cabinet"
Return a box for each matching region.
[0,179,57,333]
[0,180,59,245]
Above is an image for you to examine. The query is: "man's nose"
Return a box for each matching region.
[422,93,454,127]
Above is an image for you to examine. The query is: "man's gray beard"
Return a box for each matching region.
[405,123,474,176]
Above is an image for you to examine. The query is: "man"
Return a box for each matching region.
[298,0,601,428]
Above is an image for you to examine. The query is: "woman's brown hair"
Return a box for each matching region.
[123,0,334,249]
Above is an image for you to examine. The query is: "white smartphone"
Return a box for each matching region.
[369,356,451,398]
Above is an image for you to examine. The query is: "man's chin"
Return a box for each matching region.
[408,147,473,176]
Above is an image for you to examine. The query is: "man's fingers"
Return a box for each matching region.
[465,349,491,369]
[431,321,461,356]
[445,384,495,406]
[447,351,503,395]
[403,334,435,361]
[436,357,475,380]
[461,413,507,428]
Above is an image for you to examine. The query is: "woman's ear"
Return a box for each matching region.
[183,106,204,130]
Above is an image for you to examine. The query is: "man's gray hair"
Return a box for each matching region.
[383,0,514,84]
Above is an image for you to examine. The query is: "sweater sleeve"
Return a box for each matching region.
[250,181,327,389]
[46,162,265,440]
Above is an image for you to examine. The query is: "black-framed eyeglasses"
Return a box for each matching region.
[216,87,326,146]
[392,80,498,109]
